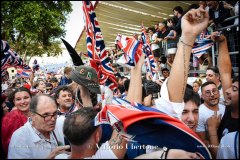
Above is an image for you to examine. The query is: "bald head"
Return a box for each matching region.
[30,94,57,113]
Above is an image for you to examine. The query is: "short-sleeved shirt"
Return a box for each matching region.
[150,33,160,51]
[157,29,170,39]
[8,118,65,159]
[196,103,226,133]
[55,141,118,159]
[153,78,184,119]
[217,131,239,159]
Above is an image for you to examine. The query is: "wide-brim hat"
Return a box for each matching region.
[70,66,100,94]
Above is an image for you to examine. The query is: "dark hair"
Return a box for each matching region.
[166,17,178,25]
[124,79,130,92]
[30,94,56,113]
[144,80,160,95]
[161,68,169,73]
[46,83,53,88]
[173,6,183,14]
[232,76,239,83]
[188,4,199,11]
[55,86,73,100]
[186,84,193,90]
[8,87,32,107]
[160,56,167,64]
[50,77,58,83]
[206,66,220,75]
[147,27,156,33]
[63,107,98,145]
[184,87,201,106]
[201,81,217,92]
[76,88,98,107]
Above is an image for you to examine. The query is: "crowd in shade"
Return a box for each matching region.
[1,1,239,159]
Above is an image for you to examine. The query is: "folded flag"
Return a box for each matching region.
[192,29,214,58]
[83,1,118,91]
[192,39,214,58]
[115,34,143,67]
[94,102,211,159]
[16,68,30,78]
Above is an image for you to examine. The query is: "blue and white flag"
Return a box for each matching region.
[95,101,212,159]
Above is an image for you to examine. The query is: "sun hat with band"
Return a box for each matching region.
[70,66,100,94]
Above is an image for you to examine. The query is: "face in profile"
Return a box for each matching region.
[225,81,239,107]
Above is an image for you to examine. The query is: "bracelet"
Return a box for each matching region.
[209,135,218,137]
[160,147,170,159]
[179,38,194,48]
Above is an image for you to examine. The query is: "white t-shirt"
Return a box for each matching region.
[153,78,184,119]
[55,141,118,159]
[198,86,225,106]
[150,33,160,51]
[8,119,65,159]
[196,103,226,132]
[217,131,239,159]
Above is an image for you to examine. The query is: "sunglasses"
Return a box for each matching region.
[46,88,53,91]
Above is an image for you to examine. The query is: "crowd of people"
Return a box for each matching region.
[1,1,239,159]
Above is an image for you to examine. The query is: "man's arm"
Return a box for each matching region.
[168,7,209,103]
[108,130,128,159]
[107,38,145,159]
[211,32,232,101]
[135,148,199,159]
[125,53,145,103]
[78,83,93,107]
[206,111,221,158]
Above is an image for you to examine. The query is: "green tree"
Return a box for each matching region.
[1,1,72,63]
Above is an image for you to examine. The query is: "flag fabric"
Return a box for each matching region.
[16,68,31,78]
[82,1,118,91]
[141,24,157,77]
[192,39,214,58]
[192,29,214,58]
[1,40,32,81]
[94,102,211,159]
[115,34,143,67]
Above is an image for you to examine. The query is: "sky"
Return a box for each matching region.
[62,1,84,48]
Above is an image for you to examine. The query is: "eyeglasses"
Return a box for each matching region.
[204,89,219,97]
[34,111,58,121]
[46,88,53,91]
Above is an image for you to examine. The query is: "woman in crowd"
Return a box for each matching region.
[1,87,32,156]
[192,79,202,94]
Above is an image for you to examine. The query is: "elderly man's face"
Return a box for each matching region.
[32,97,58,133]
[158,23,165,31]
